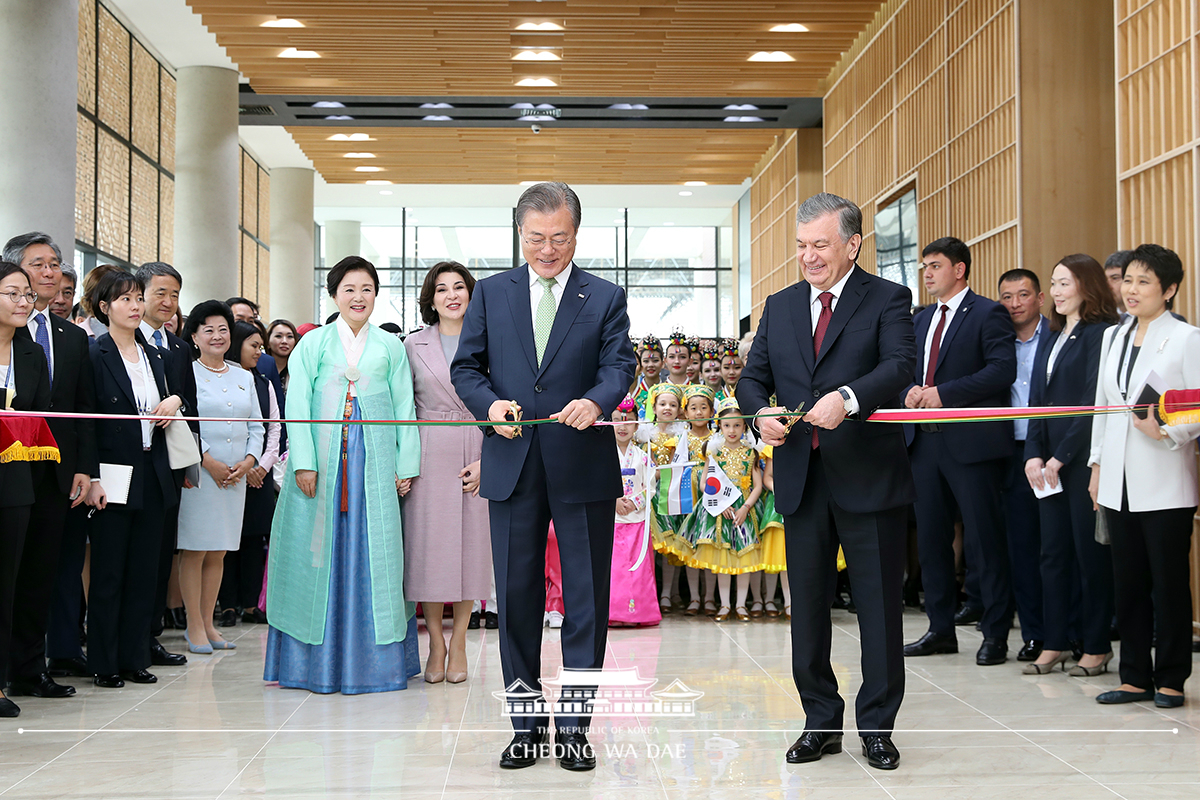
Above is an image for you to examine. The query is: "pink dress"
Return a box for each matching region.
[609,444,661,626]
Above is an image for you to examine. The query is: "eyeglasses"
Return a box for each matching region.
[0,290,37,304]
[521,233,574,249]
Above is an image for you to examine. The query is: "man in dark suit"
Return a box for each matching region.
[2,232,98,698]
[136,262,196,667]
[738,192,917,771]
[452,182,636,772]
[902,237,1017,666]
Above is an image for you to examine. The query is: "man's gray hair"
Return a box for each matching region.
[3,231,63,266]
[61,264,78,286]
[515,181,582,231]
[135,261,183,289]
[796,192,863,243]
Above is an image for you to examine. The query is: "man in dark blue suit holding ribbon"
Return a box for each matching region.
[452,182,636,772]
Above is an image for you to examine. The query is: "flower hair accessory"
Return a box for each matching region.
[639,333,663,354]
[721,338,740,359]
[617,394,637,414]
[699,339,722,363]
[667,328,690,352]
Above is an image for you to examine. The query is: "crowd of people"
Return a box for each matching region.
[0,185,1197,774]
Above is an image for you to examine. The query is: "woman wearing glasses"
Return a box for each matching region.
[0,263,52,718]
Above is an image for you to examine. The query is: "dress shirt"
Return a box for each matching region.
[1011,316,1047,440]
[139,320,168,350]
[258,380,282,473]
[807,266,860,415]
[528,262,573,322]
[921,285,969,383]
[26,307,55,376]
[335,317,369,398]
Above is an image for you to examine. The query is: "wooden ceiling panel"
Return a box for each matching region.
[288,126,788,184]
[187,1,885,97]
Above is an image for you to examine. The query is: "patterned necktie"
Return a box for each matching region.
[534,276,557,366]
[153,329,165,350]
[924,304,949,386]
[34,312,53,384]
[811,292,834,449]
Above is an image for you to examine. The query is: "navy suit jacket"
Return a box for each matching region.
[907,288,1016,463]
[1023,320,1113,468]
[451,264,637,503]
[90,333,177,511]
[0,336,52,507]
[737,266,918,516]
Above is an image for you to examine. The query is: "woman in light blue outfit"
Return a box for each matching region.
[264,256,422,694]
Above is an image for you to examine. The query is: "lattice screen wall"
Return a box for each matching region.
[239,147,271,313]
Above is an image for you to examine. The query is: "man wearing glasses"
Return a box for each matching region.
[452,182,636,772]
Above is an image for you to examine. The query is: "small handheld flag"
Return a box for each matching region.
[702,457,740,517]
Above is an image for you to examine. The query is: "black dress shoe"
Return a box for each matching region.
[47,656,91,678]
[786,731,843,764]
[93,674,125,688]
[119,669,157,684]
[953,605,982,625]
[499,730,548,769]
[0,697,19,717]
[484,611,499,629]
[467,611,481,630]
[6,673,76,698]
[861,735,900,770]
[555,731,596,771]
[976,637,1008,665]
[903,631,958,657]
[242,608,267,625]
[1017,640,1044,662]
[218,608,238,628]
[150,640,187,667]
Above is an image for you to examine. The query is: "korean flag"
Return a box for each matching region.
[702,457,740,517]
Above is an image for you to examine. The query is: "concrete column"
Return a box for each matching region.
[324,220,362,266]
[268,167,316,324]
[174,66,239,309]
[0,0,78,251]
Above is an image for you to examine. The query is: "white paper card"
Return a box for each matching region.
[98,463,134,505]
[1031,469,1064,500]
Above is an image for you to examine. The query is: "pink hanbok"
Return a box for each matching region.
[609,443,660,626]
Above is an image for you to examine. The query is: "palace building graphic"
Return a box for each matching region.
[492,667,704,718]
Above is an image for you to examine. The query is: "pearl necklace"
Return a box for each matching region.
[198,359,228,374]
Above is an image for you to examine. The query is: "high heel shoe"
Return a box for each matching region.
[1022,651,1071,674]
[446,656,468,684]
[1068,651,1113,677]
[184,631,213,655]
[425,649,446,684]
[208,638,237,650]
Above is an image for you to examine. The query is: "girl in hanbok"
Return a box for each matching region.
[609,396,660,626]
[264,256,422,694]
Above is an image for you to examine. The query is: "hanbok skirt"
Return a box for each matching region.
[609,521,661,626]
[264,400,421,694]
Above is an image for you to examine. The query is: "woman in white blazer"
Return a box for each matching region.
[1088,244,1200,709]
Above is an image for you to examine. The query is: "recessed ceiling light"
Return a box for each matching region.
[724,116,764,123]
[513,50,561,61]
[261,18,305,28]
[516,22,564,31]
[354,166,383,172]
[748,51,795,62]
[684,181,707,186]
[328,132,373,141]
[422,115,453,121]
[312,101,344,108]
[279,47,319,58]
[419,102,454,109]
[343,152,375,158]
[379,190,393,196]
[609,103,649,110]
[365,180,391,185]
[325,115,354,120]
[770,23,809,32]
[678,191,693,197]
[516,77,558,87]
[724,104,759,111]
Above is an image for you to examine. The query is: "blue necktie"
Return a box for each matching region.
[153,329,165,349]
[34,312,53,384]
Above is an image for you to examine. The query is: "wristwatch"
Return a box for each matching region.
[837,387,853,415]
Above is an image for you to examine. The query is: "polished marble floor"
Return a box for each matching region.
[2,607,1197,799]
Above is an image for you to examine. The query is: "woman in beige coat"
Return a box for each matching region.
[403,261,492,685]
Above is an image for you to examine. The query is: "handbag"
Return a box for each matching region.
[165,412,202,469]
[1094,506,1111,545]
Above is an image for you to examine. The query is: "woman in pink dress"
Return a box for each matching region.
[609,396,661,626]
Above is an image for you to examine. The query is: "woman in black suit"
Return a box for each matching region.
[0,262,52,717]
[1023,254,1118,675]
[83,270,183,688]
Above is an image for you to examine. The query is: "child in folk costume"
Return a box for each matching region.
[609,396,661,626]
[677,385,720,616]
[685,335,702,384]
[689,398,764,621]
[631,334,663,420]
[663,329,693,387]
[698,340,725,399]
[640,382,689,612]
[717,338,743,406]
[757,444,789,619]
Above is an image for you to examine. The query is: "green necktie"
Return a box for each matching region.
[534,276,557,366]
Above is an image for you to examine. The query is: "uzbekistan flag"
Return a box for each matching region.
[657,462,694,515]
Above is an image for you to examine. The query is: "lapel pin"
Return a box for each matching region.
[578,293,585,298]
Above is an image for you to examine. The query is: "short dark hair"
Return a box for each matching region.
[1050,254,1119,330]
[418,261,476,326]
[137,261,183,289]
[181,300,235,359]
[225,320,264,365]
[1128,243,1184,310]
[0,260,32,289]
[515,182,582,231]
[998,268,1040,292]
[1104,250,1134,272]
[225,296,259,313]
[325,311,340,324]
[923,236,972,280]
[326,256,380,297]
[61,264,78,287]
[378,321,403,335]
[88,270,144,327]
[3,231,63,266]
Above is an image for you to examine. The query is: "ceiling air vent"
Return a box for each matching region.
[239,105,276,116]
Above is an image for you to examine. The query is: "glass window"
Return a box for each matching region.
[874,189,920,305]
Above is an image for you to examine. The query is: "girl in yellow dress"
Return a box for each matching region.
[639,382,688,612]
[678,385,718,616]
[757,445,788,618]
